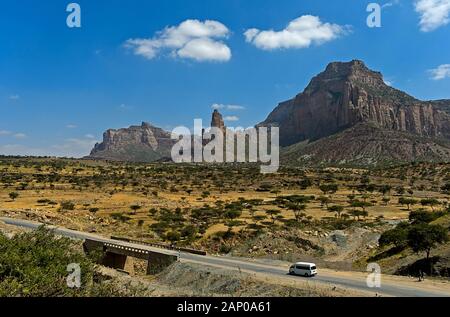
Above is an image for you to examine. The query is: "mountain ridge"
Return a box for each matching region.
[260,60,450,147]
[86,60,450,166]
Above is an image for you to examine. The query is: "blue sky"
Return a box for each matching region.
[1,0,450,157]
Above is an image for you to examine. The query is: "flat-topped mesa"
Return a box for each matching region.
[87,122,175,162]
[260,60,450,146]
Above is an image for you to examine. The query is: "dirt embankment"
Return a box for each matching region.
[101,262,366,297]
[230,226,384,271]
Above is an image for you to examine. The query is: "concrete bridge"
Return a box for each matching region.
[83,239,179,275]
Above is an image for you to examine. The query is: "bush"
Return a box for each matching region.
[0,227,136,297]
[8,192,19,201]
[166,231,181,243]
[111,213,131,223]
[60,201,75,211]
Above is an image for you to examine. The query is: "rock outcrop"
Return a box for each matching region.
[211,109,225,131]
[87,122,175,162]
[261,60,450,147]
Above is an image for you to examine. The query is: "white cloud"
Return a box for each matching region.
[429,64,450,80]
[9,95,20,100]
[0,130,11,136]
[13,133,27,139]
[415,0,450,32]
[211,103,224,110]
[125,19,231,62]
[224,116,239,122]
[244,15,348,51]
[66,124,77,129]
[85,134,95,139]
[211,103,245,111]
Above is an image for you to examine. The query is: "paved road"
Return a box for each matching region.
[2,217,449,297]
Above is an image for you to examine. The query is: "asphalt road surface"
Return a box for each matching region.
[2,217,449,297]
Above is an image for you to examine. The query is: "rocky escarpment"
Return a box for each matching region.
[87,122,175,162]
[261,60,450,147]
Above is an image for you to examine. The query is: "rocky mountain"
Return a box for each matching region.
[261,60,450,146]
[87,122,175,162]
[88,110,227,163]
[87,60,450,166]
[259,60,450,166]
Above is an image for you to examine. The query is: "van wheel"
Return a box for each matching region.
[304,273,309,277]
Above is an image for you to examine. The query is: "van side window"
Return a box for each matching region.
[296,265,309,270]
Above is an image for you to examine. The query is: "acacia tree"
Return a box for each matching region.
[130,204,142,214]
[350,200,372,212]
[398,197,417,211]
[420,198,440,212]
[328,205,345,218]
[407,223,448,261]
[318,196,331,209]
[288,203,307,222]
[319,184,339,198]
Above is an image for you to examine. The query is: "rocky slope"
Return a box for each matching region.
[87,122,175,162]
[282,123,450,167]
[261,60,450,147]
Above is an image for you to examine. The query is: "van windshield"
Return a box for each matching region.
[311,266,317,270]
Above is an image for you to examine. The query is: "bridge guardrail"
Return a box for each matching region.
[110,236,207,256]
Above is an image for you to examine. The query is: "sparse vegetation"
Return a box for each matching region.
[0,157,449,280]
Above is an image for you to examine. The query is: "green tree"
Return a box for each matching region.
[398,197,417,211]
[407,223,448,261]
[318,196,331,209]
[350,200,372,212]
[130,204,142,214]
[328,205,345,218]
[379,222,409,248]
[319,184,339,196]
[420,198,440,211]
